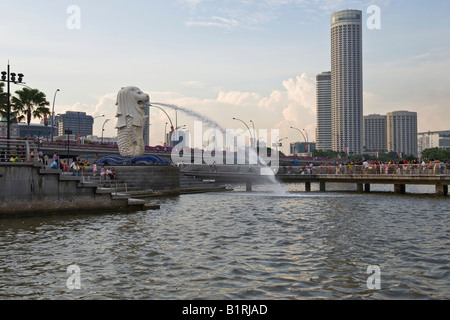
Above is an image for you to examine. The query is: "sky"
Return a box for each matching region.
[1,0,449,154]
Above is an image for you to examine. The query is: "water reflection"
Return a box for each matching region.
[0,185,448,300]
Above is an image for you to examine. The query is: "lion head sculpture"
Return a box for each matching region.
[115,86,150,157]
[115,86,150,129]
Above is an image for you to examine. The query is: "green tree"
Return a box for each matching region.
[0,82,7,119]
[11,88,50,134]
[0,82,25,123]
[421,148,443,161]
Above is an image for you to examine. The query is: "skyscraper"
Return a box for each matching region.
[316,71,332,151]
[364,114,387,152]
[143,102,150,147]
[57,111,94,138]
[387,111,418,157]
[331,10,363,154]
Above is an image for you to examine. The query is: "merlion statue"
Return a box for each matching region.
[115,86,150,157]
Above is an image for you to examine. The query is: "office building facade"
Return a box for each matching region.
[387,111,418,156]
[316,71,332,151]
[331,10,363,154]
[364,114,387,152]
[290,142,317,155]
[58,111,94,138]
[0,120,19,138]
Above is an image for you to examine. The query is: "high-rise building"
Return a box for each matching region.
[387,111,418,156]
[143,103,150,147]
[331,10,363,154]
[316,71,332,151]
[58,111,94,138]
[364,114,387,152]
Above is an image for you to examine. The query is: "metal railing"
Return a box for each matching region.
[280,164,450,176]
[0,139,38,163]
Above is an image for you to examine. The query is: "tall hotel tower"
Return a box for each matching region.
[316,71,332,151]
[331,10,363,154]
[387,111,418,157]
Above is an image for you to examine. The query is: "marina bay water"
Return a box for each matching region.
[0,183,448,300]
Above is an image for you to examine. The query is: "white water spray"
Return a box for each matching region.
[152,102,287,195]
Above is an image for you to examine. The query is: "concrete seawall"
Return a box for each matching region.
[0,163,180,218]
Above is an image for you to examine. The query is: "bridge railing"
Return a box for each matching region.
[0,139,38,163]
[281,164,449,176]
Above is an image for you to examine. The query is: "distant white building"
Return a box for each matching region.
[418,130,450,156]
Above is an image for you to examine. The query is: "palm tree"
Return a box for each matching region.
[0,82,24,123]
[0,83,7,119]
[12,88,50,135]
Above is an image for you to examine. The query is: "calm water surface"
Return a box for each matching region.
[0,183,448,300]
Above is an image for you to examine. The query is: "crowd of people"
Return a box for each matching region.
[44,152,118,180]
[281,158,450,175]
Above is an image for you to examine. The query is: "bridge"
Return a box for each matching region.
[181,164,450,196]
[26,141,173,163]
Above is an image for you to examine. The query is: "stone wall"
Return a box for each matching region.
[0,163,180,217]
[112,165,180,193]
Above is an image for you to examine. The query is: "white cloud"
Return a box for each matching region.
[282,74,316,114]
[217,91,262,106]
[61,73,317,153]
[186,16,239,29]
[181,81,207,88]
[181,0,206,8]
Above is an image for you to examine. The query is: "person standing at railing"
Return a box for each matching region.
[72,161,80,176]
[53,152,59,166]
[439,161,445,175]
[93,162,98,177]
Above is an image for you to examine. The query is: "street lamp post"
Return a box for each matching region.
[150,105,175,147]
[233,117,254,147]
[150,105,174,129]
[51,89,60,142]
[290,127,306,142]
[1,62,24,141]
[101,119,110,144]
[279,137,288,146]
[290,127,307,154]
[93,115,105,139]
[249,120,256,148]
[303,129,310,153]
[303,129,309,143]
[164,122,168,146]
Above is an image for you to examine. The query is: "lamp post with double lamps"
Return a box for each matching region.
[290,127,307,154]
[1,62,24,141]
[233,117,254,148]
[303,129,310,153]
